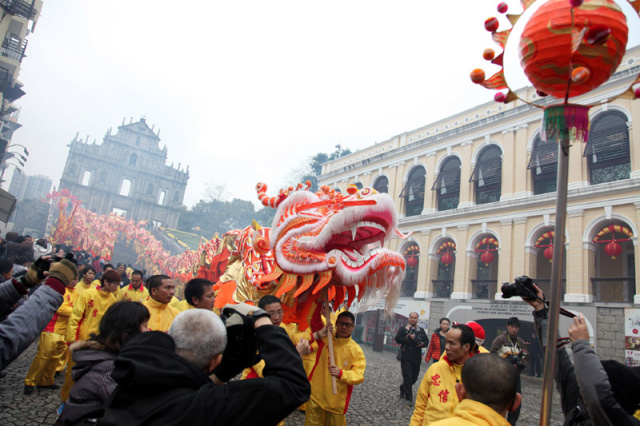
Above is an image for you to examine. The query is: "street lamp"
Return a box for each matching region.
[0,161,22,184]
[7,144,29,156]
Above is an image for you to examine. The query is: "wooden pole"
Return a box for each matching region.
[323,288,338,395]
[539,135,570,425]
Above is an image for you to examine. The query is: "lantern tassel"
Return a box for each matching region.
[541,104,590,143]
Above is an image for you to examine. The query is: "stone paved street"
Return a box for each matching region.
[1,342,563,425]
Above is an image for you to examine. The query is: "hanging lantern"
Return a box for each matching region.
[604,242,622,259]
[480,251,495,266]
[441,253,454,265]
[544,247,554,263]
[519,0,628,100]
[406,255,419,268]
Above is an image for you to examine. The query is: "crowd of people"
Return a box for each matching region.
[1,230,640,425]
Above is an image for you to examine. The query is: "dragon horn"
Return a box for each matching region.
[256,182,283,208]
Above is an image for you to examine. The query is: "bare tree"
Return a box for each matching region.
[202,183,230,202]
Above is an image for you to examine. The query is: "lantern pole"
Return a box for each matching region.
[540,133,570,426]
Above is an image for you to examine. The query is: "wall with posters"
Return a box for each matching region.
[440,300,597,352]
[354,300,430,351]
[625,308,640,366]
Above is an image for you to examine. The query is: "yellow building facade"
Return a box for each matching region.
[319,47,640,359]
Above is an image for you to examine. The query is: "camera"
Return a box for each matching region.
[510,350,529,371]
[501,275,538,301]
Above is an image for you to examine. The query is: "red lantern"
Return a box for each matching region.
[544,247,553,263]
[604,242,622,260]
[519,0,628,99]
[480,251,494,266]
[406,255,419,268]
[441,253,454,265]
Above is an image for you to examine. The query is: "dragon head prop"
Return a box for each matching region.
[256,181,406,317]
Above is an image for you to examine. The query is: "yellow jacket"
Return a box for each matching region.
[169,296,182,310]
[430,399,511,426]
[410,355,464,425]
[308,334,366,415]
[117,284,149,303]
[76,280,97,294]
[143,297,180,332]
[174,299,195,312]
[66,287,117,342]
[43,287,78,335]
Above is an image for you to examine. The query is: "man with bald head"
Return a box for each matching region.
[431,353,521,425]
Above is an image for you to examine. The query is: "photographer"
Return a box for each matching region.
[490,317,528,425]
[101,305,310,425]
[523,283,640,425]
[396,312,428,405]
[0,254,78,371]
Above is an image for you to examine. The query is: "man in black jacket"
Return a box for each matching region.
[103,305,310,425]
[395,311,428,405]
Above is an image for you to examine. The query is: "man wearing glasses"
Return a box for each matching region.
[306,310,366,426]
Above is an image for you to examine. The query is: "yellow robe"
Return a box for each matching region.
[66,287,117,343]
[117,284,149,303]
[75,280,97,294]
[143,297,180,332]
[430,399,511,426]
[410,355,463,425]
[308,334,366,415]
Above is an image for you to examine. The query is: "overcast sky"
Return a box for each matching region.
[6,0,640,207]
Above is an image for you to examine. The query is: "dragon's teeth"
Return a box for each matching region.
[350,223,358,240]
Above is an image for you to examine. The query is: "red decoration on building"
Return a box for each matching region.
[544,247,554,262]
[593,224,633,261]
[604,242,622,260]
[480,251,495,266]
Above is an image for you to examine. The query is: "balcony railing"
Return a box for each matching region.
[432,280,453,298]
[471,279,498,299]
[530,278,566,299]
[0,0,38,20]
[592,277,636,303]
[0,66,9,91]
[1,38,27,62]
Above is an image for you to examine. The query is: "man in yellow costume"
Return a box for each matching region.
[61,269,119,401]
[75,267,97,294]
[305,310,365,426]
[23,259,78,395]
[431,354,521,426]
[142,274,180,332]
[117,270,148,303]
[175,278,215,312]
[410,324,476,425]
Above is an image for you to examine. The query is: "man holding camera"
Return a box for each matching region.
[490,317,528,425]
[101,304,310,425]
[396,312,428,405]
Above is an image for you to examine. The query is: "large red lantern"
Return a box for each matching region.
[480,251,495,266]
[519,0,628,99]
[604,242,623,259]
[406,255,419,268]
[441,253,454,265]
[544,247,554,263]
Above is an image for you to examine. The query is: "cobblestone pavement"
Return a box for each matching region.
[1,342,563,425]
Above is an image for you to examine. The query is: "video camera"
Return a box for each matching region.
[510,350,529,371]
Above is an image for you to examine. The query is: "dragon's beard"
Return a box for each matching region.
[353,263,404,314]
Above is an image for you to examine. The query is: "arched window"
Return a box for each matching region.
[129,153,137,167]
[120,179,132,196]
[529,135,557,195]
[373,176,388,194]
[400,166,426,217]
[81,171,92,186]
[470,146,502,204]
[432,157,461,211]
[158,190,166,205]
[584,111,631,185]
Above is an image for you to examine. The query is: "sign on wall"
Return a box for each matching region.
[624,308,640,366]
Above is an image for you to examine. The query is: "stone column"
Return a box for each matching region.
[458,141,474,208]
[565,209,592,302]
[415,230,431,299]
[424,152,437,214]
[496,219,514,298]
[451,225,472,299]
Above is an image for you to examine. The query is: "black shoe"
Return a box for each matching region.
[405,398,413,406]
[38,384,60,390]
[24,385,35,395]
